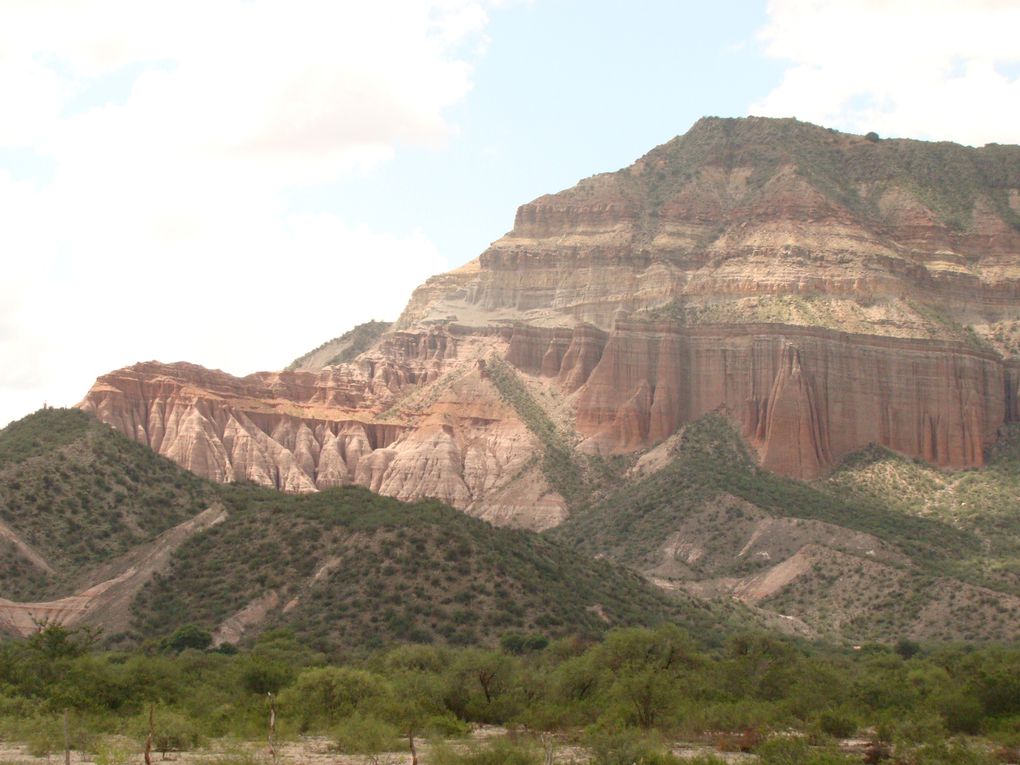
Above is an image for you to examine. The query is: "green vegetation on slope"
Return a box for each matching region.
[551,414,1020,642]
[554,414,980,574]
[485,357,626,507]
[0,409,215,600]
[131,483,716,654]
[0,409,729,654]
[827,423,1020,590]
[285,319,391,370]
[584,116,1020,236]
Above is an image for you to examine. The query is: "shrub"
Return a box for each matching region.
[161,625,212,653]
[816,709,859,739]
[332,713,400,754]
[587,728,681,765]
[430,736,542,765]
[94,735,137,765]
[755,736,855,764]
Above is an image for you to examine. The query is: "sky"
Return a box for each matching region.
[2,0,1019,427]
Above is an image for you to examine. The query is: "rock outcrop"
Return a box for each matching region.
[81,117,1020,522]
[82,330,565,530]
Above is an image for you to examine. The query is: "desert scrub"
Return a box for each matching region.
[485,356,588,505]
[430,736,543,765]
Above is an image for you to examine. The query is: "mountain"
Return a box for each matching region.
[79,117,1020,534]
[65,118,1020,643]
[0,409,709,651]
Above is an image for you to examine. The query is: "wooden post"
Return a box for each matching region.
[408,730,417,765]
[62,710,70,765]
[267,693,277,765]
[144,704,154,765]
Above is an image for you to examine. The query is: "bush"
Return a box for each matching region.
[430,736,542,765]
[161,625,212,653]
[94,735,138,765]
[816,709,858,739]
[279,666,389,730]
[332,713,400,754]
[588,728,681,765]
[754,736,855,765]
[132,707,202,755]
[906,740,999,765]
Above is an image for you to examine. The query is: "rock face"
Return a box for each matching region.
[81,117,1020,523]
[512,322,1011,476]
[82,330,565,530]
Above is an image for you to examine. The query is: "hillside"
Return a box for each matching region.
[0,409,722,651]
[130,483,721,653]
[0,408,215,601]
[285,319,392,371]
[552,415,1020,643]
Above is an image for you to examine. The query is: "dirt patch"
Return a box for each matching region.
[0,728,760,765]
[0,505,227,637]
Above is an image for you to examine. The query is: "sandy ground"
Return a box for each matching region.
[0,726,757,764]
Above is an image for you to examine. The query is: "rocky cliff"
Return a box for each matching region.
[80,117,1020,526]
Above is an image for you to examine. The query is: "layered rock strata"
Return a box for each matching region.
[506,322,1014,476]
[81,330,566,530]
[82,117,1020,521]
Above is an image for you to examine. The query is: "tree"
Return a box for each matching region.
[27,622,101,660]
[161,625,212,654]
[279,666,388,730]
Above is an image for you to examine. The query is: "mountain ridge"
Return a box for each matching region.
[78,115,1020,524]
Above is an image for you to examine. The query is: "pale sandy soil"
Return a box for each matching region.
[0,726,755,764]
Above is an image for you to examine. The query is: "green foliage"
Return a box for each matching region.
[431,737,542,765]
[26,622,101,659]
[144,707,202,754]
[132,482,678,653]
[331,712,400,754]
[500,632,549,655]
[815,709,858,739]
[0,408,91,465]
[557,414,980,576]
[279,666,389,729]
[0,626,1015,760]
[618,116,1020,235]
[161,624,212,654]
[754,736,855,765]
[0,408,214,601]
[93,734,138,765]
[587,728,681,765]
[484,357,590,505]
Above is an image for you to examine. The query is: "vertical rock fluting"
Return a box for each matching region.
[561,322,1007,478]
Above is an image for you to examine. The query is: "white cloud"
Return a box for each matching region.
[0,0,488,427]
[752,0,1020,145]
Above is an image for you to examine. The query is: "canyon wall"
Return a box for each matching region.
[505,322,1014,478]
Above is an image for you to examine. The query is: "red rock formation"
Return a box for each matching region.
[81,331,566,530]
[81,117,1020,520]
[504,320,1006,478]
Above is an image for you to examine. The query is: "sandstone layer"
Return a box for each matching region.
[81,117,1020,523]
[82,329,565,530]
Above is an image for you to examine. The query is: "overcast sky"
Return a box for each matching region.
[2,0,1019,427]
